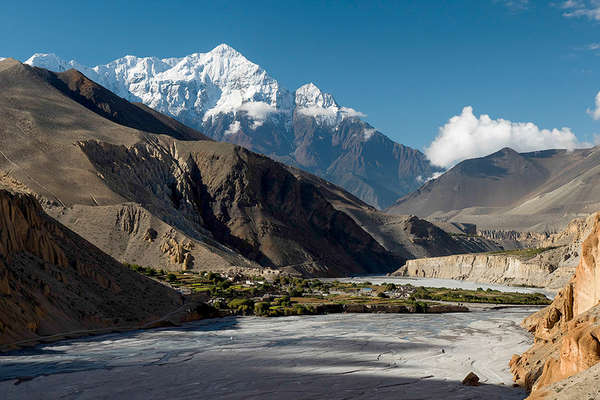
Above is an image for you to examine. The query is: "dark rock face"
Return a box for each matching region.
[79,139,403,277]
[31,67,210,141]
[200,109,441,210]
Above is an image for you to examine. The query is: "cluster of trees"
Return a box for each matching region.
[124,263,178,282]
[226,296,317,317]
[411,286,549,305]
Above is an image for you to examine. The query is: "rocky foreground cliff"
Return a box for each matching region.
[0,189,188,350]
[509,213,600,399]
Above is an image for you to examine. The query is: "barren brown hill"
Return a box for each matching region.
[0,58,501,276]
[0,58,404,276]
[0,189,183,349]
[31,66,210,141]
[389,147,600,232]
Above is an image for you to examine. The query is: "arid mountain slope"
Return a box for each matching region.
[510,213,600,398]
[0,189,183,349]
[26,48,442,209]
[283,164,502,260]
[0,59,405,276]
[0,58,256,272]
[389,147,600,231]
[77,138,400,276]
[0,58,500,276]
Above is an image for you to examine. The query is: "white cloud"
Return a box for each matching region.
[426,172,444,182]
[363,128,376,141]
[340,107,366,118]
[224,120,241,135]
[587,91,600,119]
[578,42,600,51]
[416,172,444,184]
[425,106,585,168]
[238,102,278,128]
[560,0,584,8]
[496,0,530,11]
[561,0,600,20]
[297,106,365,119]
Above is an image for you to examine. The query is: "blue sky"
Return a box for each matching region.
[3,0,600,161]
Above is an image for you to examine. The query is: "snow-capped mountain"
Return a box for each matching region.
[26,45,441,208]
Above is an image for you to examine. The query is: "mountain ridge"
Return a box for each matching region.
[25,46,442,209]
[388,145,600,231]
[0,58,496,277]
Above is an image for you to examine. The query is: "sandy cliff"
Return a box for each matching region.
[0,189,183,349]
[394,253,556,288]
[392,213,597,292]
[509,213,600,398]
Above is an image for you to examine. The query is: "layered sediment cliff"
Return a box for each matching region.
[509,213,600,399]
[0,189,183,349]
[392,214,598,292]
[394,253,556,288]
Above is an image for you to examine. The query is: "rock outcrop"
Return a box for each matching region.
[478,229,551,250]
[392,213,598,292]
[45,202,260,273]
[394,253,556,289]
[0,189,183,349]
[509,213,600,398]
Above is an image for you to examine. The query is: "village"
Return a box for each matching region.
[125,265,551,318]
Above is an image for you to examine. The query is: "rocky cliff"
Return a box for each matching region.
[394,253,557,289]
[509,213,600,398]
[77,137,401,277]
[0,189,183,349]
[392,213,597,292]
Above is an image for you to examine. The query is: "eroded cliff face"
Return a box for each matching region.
[392,214,598,293]
[45,202,262,274]
[394,254,555,288]
[0,189,182,349]
[78,137,402,277]
[510,213,600,398]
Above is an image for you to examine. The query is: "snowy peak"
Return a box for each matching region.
[208,43,243,58]
[294,82,364,126]
[295,82,338,109]
[25,53,78,72]
[24,45,363,129]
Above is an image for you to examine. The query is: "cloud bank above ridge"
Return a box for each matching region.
[425,106,587,168]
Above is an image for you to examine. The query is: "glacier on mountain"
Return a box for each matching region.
[25,44,361,135]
